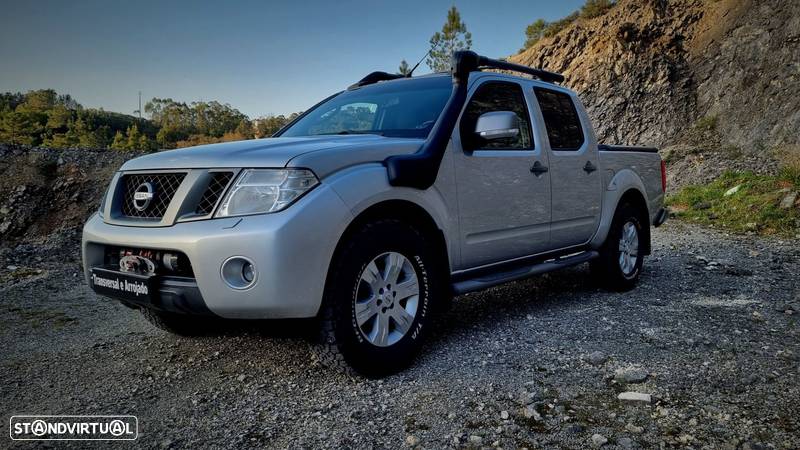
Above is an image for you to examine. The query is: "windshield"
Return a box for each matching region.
[279,76,452,139]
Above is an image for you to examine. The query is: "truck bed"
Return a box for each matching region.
[598,144,664,224]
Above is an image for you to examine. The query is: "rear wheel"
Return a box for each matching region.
[591,202,645,291]
[313,219,442,377]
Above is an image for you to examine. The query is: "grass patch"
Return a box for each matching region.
[667,171,800,235]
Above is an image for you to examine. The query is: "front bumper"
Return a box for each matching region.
[82,184,353,319]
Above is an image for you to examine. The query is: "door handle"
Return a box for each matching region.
[530,161,549,176]
[583,161,597,173]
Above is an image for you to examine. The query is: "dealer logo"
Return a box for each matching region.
[10,415,138,441]
[132,182,155,211]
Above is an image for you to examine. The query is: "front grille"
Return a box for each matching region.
[195,172,233,215]
[120,173,186,219]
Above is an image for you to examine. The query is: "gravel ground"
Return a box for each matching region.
[1,221,799,449]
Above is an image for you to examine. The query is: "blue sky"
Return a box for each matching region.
[0,0,584,118]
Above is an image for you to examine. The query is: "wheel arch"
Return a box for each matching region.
[616,189,651,255]
[320,199,452,316]
[590,169,652,255]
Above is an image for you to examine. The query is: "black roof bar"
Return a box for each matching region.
[348,71,405,90]
[350,51,564,90]
[476,55,564,83]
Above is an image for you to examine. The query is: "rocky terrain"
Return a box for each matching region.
[1,1,800,446]
[0,144,146,245]
[510,0,800,190]
[1,221,798,448]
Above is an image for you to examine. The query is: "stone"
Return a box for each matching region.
[405,435,420,447]
[500,410,509,420]
[614,368,649,383]
[618,437,635,449]
[618,392,652,403]
[469,435,483,446]
[724,185,741,196]
[779,192,797,209]
[585,351,608,365]
[236,374,247,382]
[625,423,644,434]
[591,433,608,447]
[522,405,542,421]
[693,201,712,210]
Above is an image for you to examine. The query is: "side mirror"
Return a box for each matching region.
[474,111,520,140]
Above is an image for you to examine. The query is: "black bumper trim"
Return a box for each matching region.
[92,267,215,316]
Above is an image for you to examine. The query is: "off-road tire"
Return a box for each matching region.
[591,202,646,292]
[140,308,213,336]
[312,219,442,377]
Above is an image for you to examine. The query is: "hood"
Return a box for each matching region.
[119,135,419,171]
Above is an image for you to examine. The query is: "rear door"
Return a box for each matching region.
[533,87,602,248]
[452,78,552,269]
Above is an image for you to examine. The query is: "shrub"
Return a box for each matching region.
[581,0,616,19]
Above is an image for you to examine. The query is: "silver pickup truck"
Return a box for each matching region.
[82,51,667,376]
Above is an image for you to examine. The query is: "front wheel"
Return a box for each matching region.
[591,202,645,291]
[312,219,442,377]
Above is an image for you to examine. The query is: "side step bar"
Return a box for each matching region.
[451,250,599,295]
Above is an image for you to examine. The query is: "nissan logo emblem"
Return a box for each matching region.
[132,182,155,211]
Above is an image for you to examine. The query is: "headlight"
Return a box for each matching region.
[215,169,319,217]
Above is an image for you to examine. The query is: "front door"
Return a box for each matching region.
[453,79,552,269]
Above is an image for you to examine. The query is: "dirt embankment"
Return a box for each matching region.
[0,144,145,248]
[510,0,800,188]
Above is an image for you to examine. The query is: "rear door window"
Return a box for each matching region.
[534,88,584,151]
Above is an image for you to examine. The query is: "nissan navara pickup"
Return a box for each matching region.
[83,51,668,375]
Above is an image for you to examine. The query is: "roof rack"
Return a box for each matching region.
[348,71,405,90]
[476,55,564,83]
[349,51,564,89]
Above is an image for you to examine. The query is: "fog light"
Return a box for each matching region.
[221,256,257,290]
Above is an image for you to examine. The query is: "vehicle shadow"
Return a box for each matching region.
[425,264,606,346]
[181,262,635,359]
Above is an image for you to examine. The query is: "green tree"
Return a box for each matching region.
[580,0,615,19]
[125,124,143,149]
[522,19,548,50]
[398,59,411,76]
[110,130,127,150]
[254,113,300,138]
[0,92,24,113]
[138,134,154,151]
[0,110,45,145]
[234,119,255,140]
[427,6,472,72]
[18,89,58,112]
[543,11,579,38]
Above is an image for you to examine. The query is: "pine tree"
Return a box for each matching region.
[110,131,126,150]
[427,6,472,72]
[522,19,548,50]
[125,124,142,150]
[398,59,411,76]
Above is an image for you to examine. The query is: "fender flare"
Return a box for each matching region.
[590,169,651,251]
[324,162,459,268]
